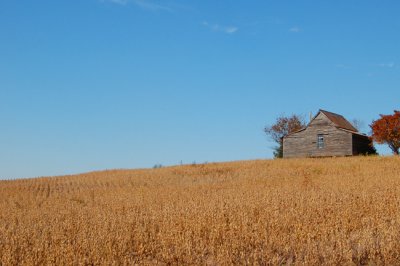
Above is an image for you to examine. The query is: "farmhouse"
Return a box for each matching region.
[283,110,375,158]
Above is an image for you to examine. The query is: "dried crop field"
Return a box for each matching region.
[1,156,400,265]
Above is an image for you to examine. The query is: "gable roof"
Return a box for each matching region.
[283,109,359,139]
[319,110,358,132]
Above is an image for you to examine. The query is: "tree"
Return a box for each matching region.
[264,114,306,158]
[370,110,400,155]
[350,118,365,132]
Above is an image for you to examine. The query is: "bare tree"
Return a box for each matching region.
[264,114,306,158]
[350,119,365,132]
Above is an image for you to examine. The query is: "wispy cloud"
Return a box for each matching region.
[202,21,238,34]
[377,62,395,68]
[289,26,301,33]
[103,0,172,12]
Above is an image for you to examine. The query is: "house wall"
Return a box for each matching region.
[283,112,353,158]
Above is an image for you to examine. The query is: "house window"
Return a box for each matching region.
[317,134,324,149]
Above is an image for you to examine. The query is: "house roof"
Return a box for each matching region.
[337,127,369,137]
[283,109,359,139]
[319,110,358,132]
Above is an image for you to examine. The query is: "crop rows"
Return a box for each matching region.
[1,156,400,264]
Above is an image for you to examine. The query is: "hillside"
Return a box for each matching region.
[1,156,400,264]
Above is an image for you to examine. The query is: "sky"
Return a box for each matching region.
[0,0,399,179]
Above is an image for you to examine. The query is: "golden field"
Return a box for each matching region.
[1,156,400,265]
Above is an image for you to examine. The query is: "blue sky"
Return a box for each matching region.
[1,0,399,179]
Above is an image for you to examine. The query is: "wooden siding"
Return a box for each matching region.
[283,112,353,158]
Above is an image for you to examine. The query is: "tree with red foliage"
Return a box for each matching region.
[264,114,306,158]
[370,110,400,155]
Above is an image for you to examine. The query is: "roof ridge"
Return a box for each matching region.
[319,109,345,117]
[318,109,358,132]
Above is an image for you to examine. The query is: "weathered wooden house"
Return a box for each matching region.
[283,110,375,158]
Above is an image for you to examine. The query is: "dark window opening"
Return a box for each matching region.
[317,134,324,149]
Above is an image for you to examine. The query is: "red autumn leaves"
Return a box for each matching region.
[370,110,400,155]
